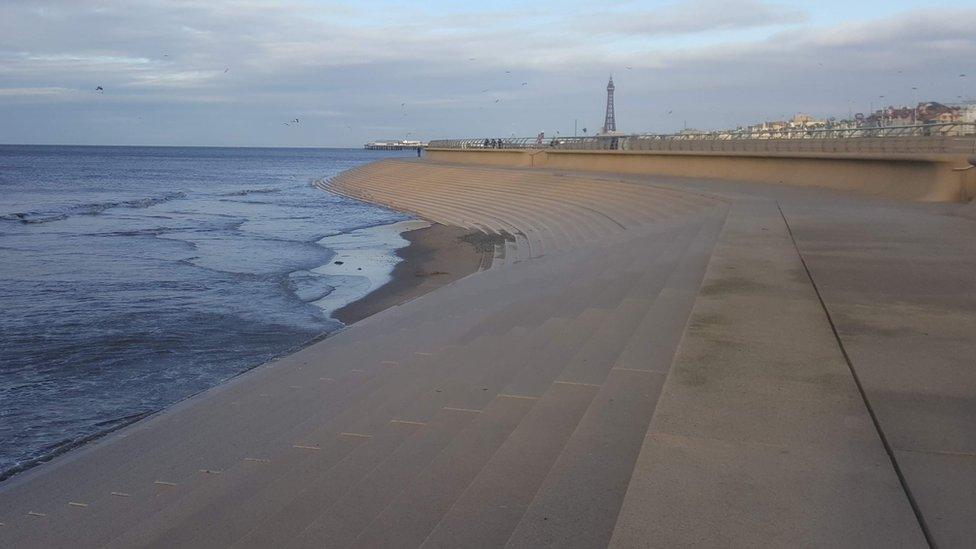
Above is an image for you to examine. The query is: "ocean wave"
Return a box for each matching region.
[221,187,282,197]
[0,192,187,224]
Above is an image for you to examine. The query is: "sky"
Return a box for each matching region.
[0,0,974,147]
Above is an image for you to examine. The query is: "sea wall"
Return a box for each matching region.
[426,148,976,202]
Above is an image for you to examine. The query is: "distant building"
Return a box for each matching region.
[958,103,976,123]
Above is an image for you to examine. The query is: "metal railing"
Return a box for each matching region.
[429,123,976,155]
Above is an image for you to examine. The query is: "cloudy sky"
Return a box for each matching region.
[1,0,974,147]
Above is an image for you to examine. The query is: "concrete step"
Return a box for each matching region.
[103,433,368,548]
[504,368,668,548]
[500,307,610,398]
[282,406,481,547]
[350,395,538,549]
[0,363,384,548]
[501,211,725,548]
[419,382,600,548]
[174,421,421,548]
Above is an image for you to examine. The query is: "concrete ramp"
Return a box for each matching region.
[609,201,924,547]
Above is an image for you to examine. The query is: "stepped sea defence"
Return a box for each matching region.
[1,155,973,548]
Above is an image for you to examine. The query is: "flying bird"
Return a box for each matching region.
[667,110,673,115]
[95,86,103,92]
[468,57,476,61]
[494,98,500,103]
[481,89,489,93]
[224,67,229,73]
[521,82,528,86]
[625,66,632,70]
[961,74,967,78]
[505,70,511,74]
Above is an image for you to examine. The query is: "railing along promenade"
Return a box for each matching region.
[430,123,976,156]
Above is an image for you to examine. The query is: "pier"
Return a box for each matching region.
[364,140,427,151]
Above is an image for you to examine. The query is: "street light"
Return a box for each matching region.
[911,87,919,124]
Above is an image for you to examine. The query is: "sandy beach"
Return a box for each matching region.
[334,222,492,325]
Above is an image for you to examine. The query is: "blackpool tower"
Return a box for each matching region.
[601,76,616,134]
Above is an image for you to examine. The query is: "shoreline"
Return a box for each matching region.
[333,221,492,325]
[0,217,490,484]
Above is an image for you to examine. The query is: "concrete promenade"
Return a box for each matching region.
[0,159,973,547]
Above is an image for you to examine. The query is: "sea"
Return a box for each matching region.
[0,145,416,480]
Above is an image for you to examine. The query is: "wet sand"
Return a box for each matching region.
[332,223,492,325]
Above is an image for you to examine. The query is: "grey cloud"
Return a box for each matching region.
[580,0,807,36]
[0,2,972,147]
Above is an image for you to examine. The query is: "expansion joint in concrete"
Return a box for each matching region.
[776,202,936,549]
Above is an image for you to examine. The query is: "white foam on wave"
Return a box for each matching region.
[310,219,430,321]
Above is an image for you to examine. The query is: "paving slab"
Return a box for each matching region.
[610,200,927,547]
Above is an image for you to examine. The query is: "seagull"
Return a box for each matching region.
[401,102,406,107]
[961,74,968,78]
[468,57,476,61]
[667,110,673,115]
[625,66,632,70]
[494,98,500,103]
[284,122,290,126]
[224,67,229,73]
[505,70,511,74]
[95,86,103,92]
[293,118,299,124]
[481,89,489,93]
[521,82,528,86]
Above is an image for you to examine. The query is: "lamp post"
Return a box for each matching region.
[911,87,919,124]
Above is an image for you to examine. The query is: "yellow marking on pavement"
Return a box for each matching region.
[110,492,130,498]
[443,407,482,413]
[293,444,321,450]
[243,457,271,463]
[554,380,601,387]
[339,432,372,439]
[154,480,177,487]
[68,502,89,508]
[27,511,47,518]
[498,394,540,400]
[390,419,426,426]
